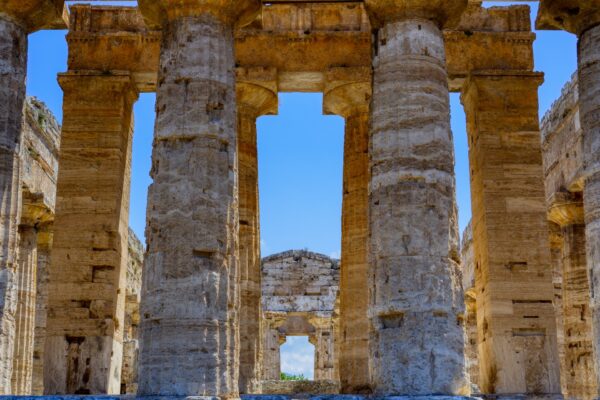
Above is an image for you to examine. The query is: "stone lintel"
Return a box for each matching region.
[137,0,260,29]
[547,191,585,227]
[462,70,545,94]
[323,67,371,118]
[236,67,279,117]
[363,0,468,28]
[65,5,535,94]
[0,0,67,32]
[536,0,600,35]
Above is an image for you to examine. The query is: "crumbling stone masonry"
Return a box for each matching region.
[4,0,600,398]
[120,230,143,395]
[261,250,340,384]
[541,74,599,399]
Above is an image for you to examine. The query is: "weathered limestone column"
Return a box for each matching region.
[262,316,285,381]
[363,0,468,395]
[44,73,137,394]
[136,1,260,396]
[32,223,52,395]
[0,2,65,393]
[11,224,36,395]
[11,201,49,395]
[461,72,561,395]
[323,68,371,393]
[309,316,337,381]
[548,193,598,399]
[538,0,600,389]
[236,68,277,394]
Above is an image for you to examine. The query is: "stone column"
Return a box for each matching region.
[0,2,65,393]
[262,316,285,381]
[44,73,137,395]
[11,223,37,395]
[538,0,600,390]
[309,316,337,381]
[32,223,52,395]
[548,193,598,399]
[323,68,371,393]
[136,1,260,396]
[461,72,561,395]
[236,68,277,394]
[363,0,468,395]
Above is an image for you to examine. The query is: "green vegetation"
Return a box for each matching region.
[280,372,307,381]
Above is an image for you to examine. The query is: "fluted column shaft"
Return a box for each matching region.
[462,73,561,395]
[0,16,27,393]
[44,74,137,394]
[262,321,284,380]
[137,9,253,395]
[563,224,597,398]
[580,25,600,392]
[11,224,37,394]
[32,225,51,395]
[366,14,467,395]
[237,76,277,394]
[537,2,600,390]
[323,73,370,393]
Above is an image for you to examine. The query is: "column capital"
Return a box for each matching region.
[58,71,139,104]
[21,192,52,228]
[138,0,260,29]
[537,0,600,36]
[323,67,371,118]
[364,0,468,28]
[548,191,585,227]
[0,0,67,32]
[236,67,278,118]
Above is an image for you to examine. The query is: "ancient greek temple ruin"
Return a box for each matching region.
[1,0,600,398]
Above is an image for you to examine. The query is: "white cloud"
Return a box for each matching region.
[280,337,315,379]
[329,250,340,260]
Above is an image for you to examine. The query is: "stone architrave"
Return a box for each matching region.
[461,72,561,395]
[136,0,260,396]
[538,1,600,391]
[323,67,371,394]
[363,0,469,395]
[44,73,137,395]
[236,67,278,395]
[0,1,65,393]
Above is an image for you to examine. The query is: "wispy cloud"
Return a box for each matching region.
[329,250,340,260]
[280,337,315,379]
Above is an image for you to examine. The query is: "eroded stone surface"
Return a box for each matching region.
[367,6,467,394]
[462,73,561,395]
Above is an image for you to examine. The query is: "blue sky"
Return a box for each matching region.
[25,1,577,378]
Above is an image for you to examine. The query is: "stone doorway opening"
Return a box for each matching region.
[280,336,315,381]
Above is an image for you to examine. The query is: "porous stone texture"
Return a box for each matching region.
[44,73,137,395]
[323,70,371,394]
[260,380,340,396]
[579,23,600,397]
[462,72,561,395]
[237,68,278,395]
[460,223,479,393]
[19,97,60,396]
[120,230,143,395]
[137,1,260,395]
[365,2,468,395]
[261,251,340,383]
[537,0,600,392]
[541,74,598,399]
[0,15,28,395]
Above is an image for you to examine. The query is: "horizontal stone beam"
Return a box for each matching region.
[65,3,535,93]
